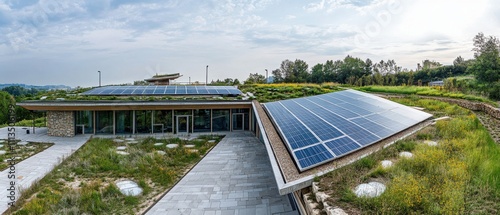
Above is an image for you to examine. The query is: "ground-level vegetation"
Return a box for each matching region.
[355,85,497,106]
[7,135,223,214]
[0,140,53,170]
[317,97,500,214]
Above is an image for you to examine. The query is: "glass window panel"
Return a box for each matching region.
[194,109,211,132]
[135,110,152,133]
[96,111,113,134]
[75,111,93,134]
[153,110,173,133]
[116,111,133,134]
[212,109,230,131]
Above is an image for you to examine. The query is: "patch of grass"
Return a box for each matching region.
[356,85,497,106]
[239,83,340,102]
[318,97,500,214]
[8,135,224,214]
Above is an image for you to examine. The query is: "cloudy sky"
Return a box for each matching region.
[0,0,499,87]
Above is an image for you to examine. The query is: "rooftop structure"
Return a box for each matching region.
[17,89,433,212]
[144,73,182,85]
[81,85,241,96]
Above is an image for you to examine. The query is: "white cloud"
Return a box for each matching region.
[0,0,499,86]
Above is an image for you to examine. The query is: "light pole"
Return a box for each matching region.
[265,69,268,84]
[206,65,208,86]
[98,71,101,87]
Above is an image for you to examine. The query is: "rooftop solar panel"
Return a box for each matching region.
[81,86,242,96]
[263,89,432,172]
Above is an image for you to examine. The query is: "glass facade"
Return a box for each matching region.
[153,110,173,133]
[78,107,252,135]
[96,111,113,134]
[116,111,133,134]
[75,111,93,134]
[174,110,192,133]
[135,110,152,133]
[232,109,249,130]
[212,109,230,131]
[194,109,211,132]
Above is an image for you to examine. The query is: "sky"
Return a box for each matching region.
[0,0,499,87]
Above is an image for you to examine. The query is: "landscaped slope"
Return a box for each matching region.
[316,98,500,214]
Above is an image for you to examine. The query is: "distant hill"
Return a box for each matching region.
[0,83,72,90]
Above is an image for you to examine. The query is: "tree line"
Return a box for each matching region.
[245,32,499,99]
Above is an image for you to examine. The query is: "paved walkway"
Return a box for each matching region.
[147,132,298,215]
[0,127,91,213]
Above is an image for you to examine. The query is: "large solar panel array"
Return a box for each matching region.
[81,86,242,96]
[263,89,432,172]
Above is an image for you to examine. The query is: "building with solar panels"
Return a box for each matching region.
[18,85,253,137]
[17,87,433,209]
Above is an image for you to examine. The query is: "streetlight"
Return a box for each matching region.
[206,65,209,86]
[98,71,101,87]
[265,69,268,84]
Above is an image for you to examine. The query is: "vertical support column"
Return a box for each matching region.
[113,110,116,136]
[229,109,232,132]
[191,110,194,133]
[210,109,213,133]
[151,110,154,134]
[132,110,136,134]
[93,111,96,134]
[172,110,174,134]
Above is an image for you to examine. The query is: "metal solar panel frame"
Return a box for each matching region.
[81,86,242,96]
[263,89,432,172]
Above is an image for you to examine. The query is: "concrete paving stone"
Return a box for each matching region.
[0,127,91,214]
[146,132,298,215]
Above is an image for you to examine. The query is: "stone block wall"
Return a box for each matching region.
[47,111,75,137]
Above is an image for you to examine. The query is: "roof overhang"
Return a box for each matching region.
[253,99,434,195]
[17,100,253,111]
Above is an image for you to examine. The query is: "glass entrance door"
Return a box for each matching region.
[176,116,189,134]
[232,113,244,131]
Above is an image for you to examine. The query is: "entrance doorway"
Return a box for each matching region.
[232,113,244,131]
[176,115,190,134]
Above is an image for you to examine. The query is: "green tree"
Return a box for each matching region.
[0,91,15,124]
[244,73,266,84]
[467,32,500,84]
[310,63,325,83]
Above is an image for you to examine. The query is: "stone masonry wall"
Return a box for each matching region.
[47,111,75,137]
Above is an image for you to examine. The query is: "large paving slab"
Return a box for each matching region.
[147,132,298,215]
[0,127,91,213]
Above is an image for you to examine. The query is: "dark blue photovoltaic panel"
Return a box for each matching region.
[166,86,176,94]
[207,88,219,94]
[122,87,135,94]
[143,87,155,94]
[197,86,209,94]
[265,102,320,149]
[325,137,360,156]
[153,86,165,95]
[294,144,334,169]
[263,89,432,172]
[280,100,343,141]
[81,86,241,96]
[186,87,197,94]
[350,117,395,138]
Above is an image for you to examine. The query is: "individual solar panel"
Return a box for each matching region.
[197,86,209,94]
[165,86,176,94]
[81,86,242,96]
[294,144,334,169]
[263,89,432,172]
[186,87,197,94]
